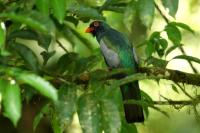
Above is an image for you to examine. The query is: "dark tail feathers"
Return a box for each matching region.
[120,81,144,123]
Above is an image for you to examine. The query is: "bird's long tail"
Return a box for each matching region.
[120,81,144,123]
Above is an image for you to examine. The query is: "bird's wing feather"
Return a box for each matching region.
[100,30,138,72]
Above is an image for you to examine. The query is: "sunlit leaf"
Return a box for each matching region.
[36,0,50,15]
[68,25,94,50]
[101,100,121,133]
[173,55,200,64]
[6,68,58,101]
[138,0,155,27]
[1,79,21,127]
[123,0,137,32]
[50,0,66,24]
[0,11,55,35]
[162,0,179,17]
[53,84,77,131]
[165,25,181,45]
[77,93,101,133]
[0,24,5,49]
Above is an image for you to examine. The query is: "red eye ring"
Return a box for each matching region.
[93,21,99,27]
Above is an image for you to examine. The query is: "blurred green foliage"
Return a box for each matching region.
[0,0,199,133]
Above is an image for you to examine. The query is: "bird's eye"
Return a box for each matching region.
[93,21,99,27]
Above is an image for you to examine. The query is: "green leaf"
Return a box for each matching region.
[68,4,104,21]
[56,52,78,74]
[51,112,62,133]
[0,24,5,49]
[7,68,58,101]
[10,42,39,72]
[36,0,50,15]
[162,0,179,17]
[138,0,155,27]
[65,16,79,26]
[165,25,181,45]
[8,29,52,50]
[121,120,137,133]
[1,79,22,127]
[37,33,52,50]
[77,93,101,133]
[101,100,121,133]
[0,24,9,56]
[141,90,153,118]
[53,84,77,131]
[123,0,137,32]
[33,104,50,131]
[40,51,55,66]
[173,55,200,64]
[159,39,168,50]
[145,41,154,58]
[165,44,182,56]
[0,11,55,35]
[171,84,179,93]
[68,25,94,50]
[8,29,38,41]
[146,57,168,68]
[169,22,195,34]
[50,0,66,24]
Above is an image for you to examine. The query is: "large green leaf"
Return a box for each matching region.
[36,0,50,15]
[138,0,155,27]
[0,11,55,34]
[50,0,66,24]
[100,100,121,133]
[6,68,58,101]
[173,55,200,64]
[165,25,181,45]
[162,0,179,17]
[123,0,137,32]
[77,93,102,133]
[53,84,77,132]
[11,42,39,72]
[1,79,22,127]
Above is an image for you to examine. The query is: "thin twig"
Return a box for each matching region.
[176,83,194,100]
[56,40,68,53]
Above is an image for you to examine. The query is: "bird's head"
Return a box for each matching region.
[85,20,109,36]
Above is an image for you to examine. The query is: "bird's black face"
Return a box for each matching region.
[85,21,101,36]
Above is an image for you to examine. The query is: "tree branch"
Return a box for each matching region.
[61,67,200,86]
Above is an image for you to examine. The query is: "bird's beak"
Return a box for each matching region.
[85,27,94,33]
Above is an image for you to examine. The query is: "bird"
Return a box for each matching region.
[85,20,144,123]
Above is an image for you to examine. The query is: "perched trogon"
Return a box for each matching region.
[85,20,144,123]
